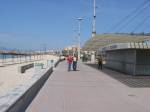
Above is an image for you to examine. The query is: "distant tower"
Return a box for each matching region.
[92,0,96,38]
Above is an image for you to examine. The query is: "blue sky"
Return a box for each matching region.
[0,0,149,50]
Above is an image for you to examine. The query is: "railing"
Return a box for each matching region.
[0,55,43,67]
[130,42,150,49]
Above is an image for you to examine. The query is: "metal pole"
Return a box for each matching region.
[92,0,96,37]
[94,0,96,17]
[77,18,83,60]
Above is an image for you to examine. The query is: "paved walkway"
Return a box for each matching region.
[26,61,150,112]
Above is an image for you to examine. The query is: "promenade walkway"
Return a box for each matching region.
[26,61,150,112]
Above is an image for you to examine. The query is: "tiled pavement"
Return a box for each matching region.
[86,63,150,88]
[26,61,150,112]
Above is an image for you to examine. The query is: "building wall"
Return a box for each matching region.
[105,49,150,75]
[136,50,150,75]
[105,49,136,75]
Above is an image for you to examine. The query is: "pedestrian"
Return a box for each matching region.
[73,55,78,71]
[67,55,73,71]
[98,58,103,70]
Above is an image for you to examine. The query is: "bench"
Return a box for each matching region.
[20,63,34,73]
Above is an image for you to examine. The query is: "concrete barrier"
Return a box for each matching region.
[54,58,65,67]
[54,59,60,67]
[20,63,34,73]
[0,60,60,112]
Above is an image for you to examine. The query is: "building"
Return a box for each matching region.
[62,45,78,56]
[99,42,150,76]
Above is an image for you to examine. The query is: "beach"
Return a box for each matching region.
[0,54,59,96]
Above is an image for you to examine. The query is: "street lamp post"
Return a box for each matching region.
[92,0,96,37]
[77,17,83,60]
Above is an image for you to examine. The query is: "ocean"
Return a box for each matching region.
[0,54,13,59]
[0,55,30,59]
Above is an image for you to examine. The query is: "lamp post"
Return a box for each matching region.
[77,17,83,60]
[92,0,96,37]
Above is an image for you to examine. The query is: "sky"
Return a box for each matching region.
[0,0,149,51]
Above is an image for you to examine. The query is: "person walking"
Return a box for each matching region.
[67,55,73,71]
[98,58,103,70]
[73,55,78,71]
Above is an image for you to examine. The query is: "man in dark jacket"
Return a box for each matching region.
[98,58,103,70]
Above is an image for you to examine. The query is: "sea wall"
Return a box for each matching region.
[0,59,60,112]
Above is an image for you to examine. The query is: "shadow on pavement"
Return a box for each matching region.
[85,63,150,88]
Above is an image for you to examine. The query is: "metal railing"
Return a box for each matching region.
[0,52,45,67]
[130,42,150,49]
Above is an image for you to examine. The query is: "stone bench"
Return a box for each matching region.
[20,63,34,73]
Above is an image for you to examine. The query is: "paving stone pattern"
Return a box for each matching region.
[86,63,150,88]
[26,61,150,112]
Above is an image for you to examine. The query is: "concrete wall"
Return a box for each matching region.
[0,60,61,112]
[105,49,136,75]
[105,49,150,75]
[5,67,53,112]
[136,50,150,75]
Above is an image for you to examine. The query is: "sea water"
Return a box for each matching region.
[0,54,13,59]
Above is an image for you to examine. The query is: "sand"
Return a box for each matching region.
[0,55,59,96]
